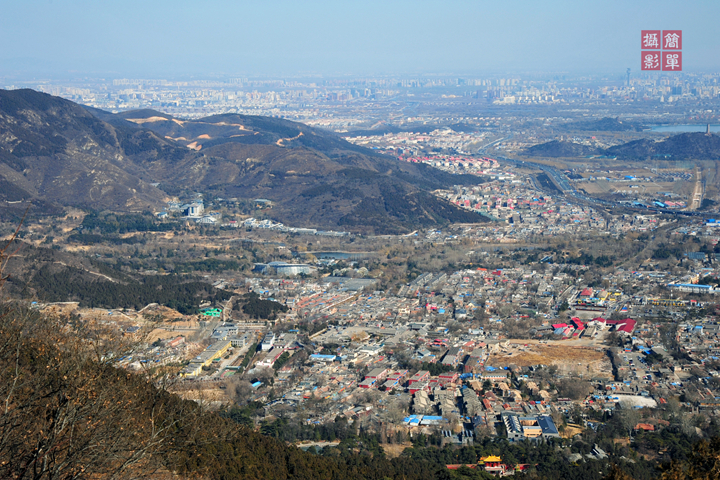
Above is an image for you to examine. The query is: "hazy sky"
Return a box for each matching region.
[2,0,719,78]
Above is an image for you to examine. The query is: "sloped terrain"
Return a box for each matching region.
[2,240,232,313]
[0,89,177,210]
[0,300,446,480]
[524,132,720,161]
[605,132,720,160]
[523,140,601,158]
[108,109,488,233]
[0,89,489,233]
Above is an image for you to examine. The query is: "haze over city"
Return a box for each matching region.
[2,0,720,78]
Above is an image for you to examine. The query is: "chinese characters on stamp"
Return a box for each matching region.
[641,30,682,71]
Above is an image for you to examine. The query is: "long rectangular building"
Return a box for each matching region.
[502,413,560,442]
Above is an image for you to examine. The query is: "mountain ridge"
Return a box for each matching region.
[0,89,489,233]
[0,89,185,211]
[523,132,720,160]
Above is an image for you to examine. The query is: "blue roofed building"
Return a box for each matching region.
[502,413,560,442]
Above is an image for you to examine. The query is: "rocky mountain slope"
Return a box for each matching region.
[523,132,720,160]
[523,140,601,158]
[0,89,487,233]
[0,89,177,209]
[605,132,720,160]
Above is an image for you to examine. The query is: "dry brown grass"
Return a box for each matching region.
[561,425,584,439]
[382,443,412,458]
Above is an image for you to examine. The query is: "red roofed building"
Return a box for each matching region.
[438,372,459,385]
[168,336,185,348]
[635,423,655,432]
[408,382,429,395]
[386,370,408,382]
[595,318,637,334]
[407,370,430,385]
[365,368,388,381]
[606,318,636,334]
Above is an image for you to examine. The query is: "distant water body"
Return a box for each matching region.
[649,124,720,133]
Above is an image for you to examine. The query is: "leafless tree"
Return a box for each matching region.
[0,305,208,479]
[556,378,592,401]
[0,227,236,478]
[617,407,641,438]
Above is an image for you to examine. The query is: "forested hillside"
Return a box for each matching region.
[1,240,233,313]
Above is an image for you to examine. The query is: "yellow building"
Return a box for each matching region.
[519,419,542,438]
[181,340,233,377]
[181,363,203,377]
[480,455,502,462]
[195,340,232,367]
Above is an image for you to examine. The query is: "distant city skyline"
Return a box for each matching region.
[2,0,720,79]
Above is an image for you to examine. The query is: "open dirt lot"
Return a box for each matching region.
[487,344,612,379]
[577,180,683,195]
